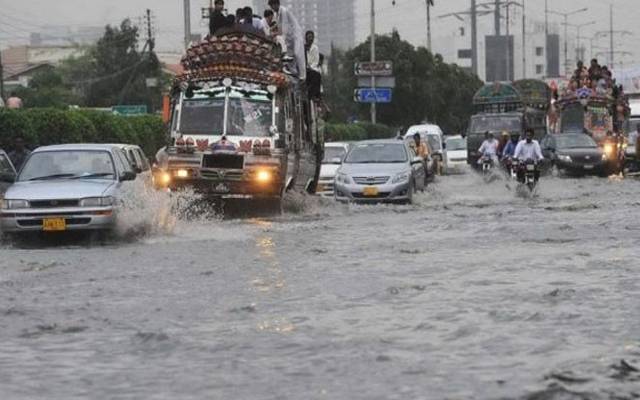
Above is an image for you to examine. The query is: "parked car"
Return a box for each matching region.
[0,150,17,196]
[317,142,350,197]
[540,133,608,176]
[334,140,425,204]
[113,144,152,183]
[0,144,137,234]
[444,135,468,174]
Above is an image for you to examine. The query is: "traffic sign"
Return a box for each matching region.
[112,105,148,116]
[354,88,393,103]
[357,76,396,88]
[354,61,393,77]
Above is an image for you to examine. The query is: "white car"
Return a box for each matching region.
[317,142,349,197]
[444,135,468,174]
[1,144,138,234]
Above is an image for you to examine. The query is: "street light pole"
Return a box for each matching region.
[370,0,376,124]
[548,7,588,77]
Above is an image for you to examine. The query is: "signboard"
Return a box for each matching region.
[354,61,393,77]
[357,76,396,88]
[112,105,148,116]
[354,88,393,103]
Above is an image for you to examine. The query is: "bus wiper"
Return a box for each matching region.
[28,173,77,181]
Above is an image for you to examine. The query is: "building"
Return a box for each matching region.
[1,45,86,89]
[253,0,356,54]
[432,16,562,82]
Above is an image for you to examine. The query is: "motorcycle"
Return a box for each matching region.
[502,157,518,180]
[519,159,539,192]
[481,156,494,175]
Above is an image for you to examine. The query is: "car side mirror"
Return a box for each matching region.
[120,171,137,181]
[411,157,423,165]
[442,142,447,150]
[0,173,16,183]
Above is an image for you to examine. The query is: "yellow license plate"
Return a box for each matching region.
[42,218,66,232]
[363,186,379,197]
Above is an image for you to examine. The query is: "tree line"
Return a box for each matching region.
[324,30,483,135]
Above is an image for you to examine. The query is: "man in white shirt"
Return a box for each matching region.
[513,129,544,182]
[305,31,322,99]
[268,0,306,80]
[477,131,499,165]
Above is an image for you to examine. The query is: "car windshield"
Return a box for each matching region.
[178,90,273,137]
[18,150,116,181]
[446,137,467,151]
[556,135,598,149]
[0,153,14,174]
[345,143,407,164]
[470,116,521,133]
[323,147,347,163]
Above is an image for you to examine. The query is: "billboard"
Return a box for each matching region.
[485,35,514,82]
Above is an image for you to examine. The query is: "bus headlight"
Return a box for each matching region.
[256,169,272,183]
[604,143,615,156]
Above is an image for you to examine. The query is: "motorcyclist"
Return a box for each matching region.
[501,133,520,173]
[410,133,428,158]
[477,131,499,166]
[513,128,543,183]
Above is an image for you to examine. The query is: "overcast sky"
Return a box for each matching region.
[0,0,637,67]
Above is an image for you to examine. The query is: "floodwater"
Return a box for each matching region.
[1,171,640,399]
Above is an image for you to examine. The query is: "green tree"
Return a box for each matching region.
[81,19,164,111]
[14,68,81,109]
[325,31,482,134]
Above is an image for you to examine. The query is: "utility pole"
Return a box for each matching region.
[471,0,478,76]
[183,0,191,50]
[0,49,4,101]
[146,9,155,52]
[505,2,510,80]
[609,4,613,67]
[522,0,525,79]
[494,0,501,35]
[425,0,432,51]
[370,0,376,124]
[544,0,548,77]
[439,1,493,77]
[547,7,587,77]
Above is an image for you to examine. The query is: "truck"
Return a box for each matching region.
[557,87,629,173]
[154,30,324,207]
[467,80,550,166]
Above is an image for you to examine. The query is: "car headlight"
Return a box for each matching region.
[558,154,572,163]
[79,196,115,207]
[1,199,29,210]
[392,172,410,184]
[602,153,608,161]
[335,173,351,184]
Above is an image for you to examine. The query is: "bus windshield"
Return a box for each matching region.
[178,90,273,137]
[470,115,521,133]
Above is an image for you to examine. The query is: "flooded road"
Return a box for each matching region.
[1,173,640,399]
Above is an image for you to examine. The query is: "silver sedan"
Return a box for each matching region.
[0,144,137,234]
[334,140,426,204]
